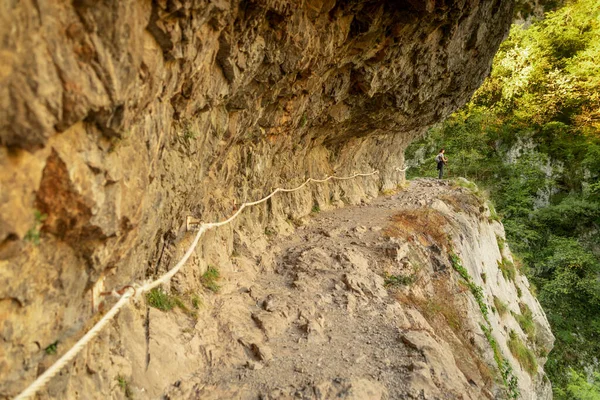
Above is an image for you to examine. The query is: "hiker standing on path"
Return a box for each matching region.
[435,149,448,179]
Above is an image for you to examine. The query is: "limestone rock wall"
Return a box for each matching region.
[430,182,555,399]
[0,0,514,398]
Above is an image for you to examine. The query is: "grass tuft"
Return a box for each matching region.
[496,235,505,252]
[383,272,415,287]
[172,296,189,313]
[146,288,201,318]
[498,257,516,282]
[488,201,501,222]
[508,330,538,375]
[191,294,202,309]
[450,178,487,204]
[201,266,221,293]
[117,375,133,398]
[494,296,509,316]
[512,302,536,342]
[452,177,480,192]
[146,288,175,311]
[425,297,463,332]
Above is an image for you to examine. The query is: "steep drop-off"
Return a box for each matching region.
[0,1,522,398]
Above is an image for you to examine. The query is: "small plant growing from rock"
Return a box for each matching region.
[201,266,220,293]
[498,257,516,281]
[299,113,307,128]
[450,253,489,323]
[507,329,538,375]
[383,272,415,287]
[488,201,501,222]
[172,296,189,313]
[183,128,197,141]
[535,335,550,358]
[496,235,505,251]
[24,210,47,245]
[44,341,58,355]
[451,251,520,398]
[493,296,509,316]
[481,272,487,283]
[182,120,197,141]
[146,288,199,318]
[488,206,499,222]
[420,297,463,332]
[528,281,538,297]
[450,178,486,203]
[191,294,202,309]
[117,375,133,398]
[512,302,536,342]
[311,204,320,213]
[481,324,520,399]
[146,288,175,311]
[172,295,199,319]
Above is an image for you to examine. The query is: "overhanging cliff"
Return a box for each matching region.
[0,1,519,398]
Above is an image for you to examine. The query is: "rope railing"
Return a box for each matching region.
[14,169,379,400]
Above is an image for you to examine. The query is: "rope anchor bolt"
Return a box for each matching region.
[186,216,202,232]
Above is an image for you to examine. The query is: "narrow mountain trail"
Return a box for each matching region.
[160,178,536,400]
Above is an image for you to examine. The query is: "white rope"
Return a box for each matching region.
[14,169,379,400]
[395,165,408,172]
[14,290,134,400]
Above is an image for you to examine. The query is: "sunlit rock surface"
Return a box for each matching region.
[0,1,521,398]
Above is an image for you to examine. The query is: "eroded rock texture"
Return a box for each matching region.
[153,179,553,400]
[0,0,515,398]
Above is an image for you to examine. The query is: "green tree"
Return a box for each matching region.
[406,1,600,397]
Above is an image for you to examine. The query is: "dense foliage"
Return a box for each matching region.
[406,1,600,398]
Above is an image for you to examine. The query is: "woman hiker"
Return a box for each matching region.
[435,148,448,179]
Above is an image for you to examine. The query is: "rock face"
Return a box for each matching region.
[0,1,518,399]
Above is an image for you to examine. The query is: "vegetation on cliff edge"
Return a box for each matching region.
[406,0,600,397]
